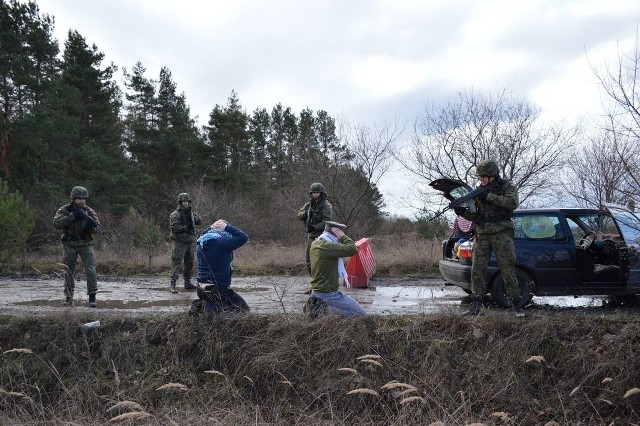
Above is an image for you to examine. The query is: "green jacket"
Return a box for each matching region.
[53,204,100,247]
[462,177,518,235]
[297,195,333,239]
[309,235,357,293]
[169,205,202,243]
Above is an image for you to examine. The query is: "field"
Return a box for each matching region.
[1,236,640,424]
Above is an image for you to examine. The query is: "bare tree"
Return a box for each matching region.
[323,118,404,236]
[398,88,578,211]
[591,30,640,206]
[561,131,630,208]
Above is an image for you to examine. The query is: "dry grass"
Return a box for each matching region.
[20,233,443,276]
[0,312,639,424]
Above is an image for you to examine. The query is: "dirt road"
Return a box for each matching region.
[0,274,620,317]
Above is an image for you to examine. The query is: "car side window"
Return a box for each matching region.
[515,214,564,240]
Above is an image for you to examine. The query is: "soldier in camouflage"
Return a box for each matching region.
[169,193,202,293]
[53,186,101,307]
[297,182,333,274]
[454,160,525,317]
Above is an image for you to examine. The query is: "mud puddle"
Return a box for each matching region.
[0,275,633,316]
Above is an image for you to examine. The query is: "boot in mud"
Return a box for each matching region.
[88,293,97,308]
[462,296,483,316]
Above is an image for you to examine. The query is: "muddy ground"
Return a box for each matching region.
[0,274,628,317]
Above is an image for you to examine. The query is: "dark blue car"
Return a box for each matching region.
[430,178,640,307]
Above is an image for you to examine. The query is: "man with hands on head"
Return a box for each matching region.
[304,221,366,318]
[195,219,249,316]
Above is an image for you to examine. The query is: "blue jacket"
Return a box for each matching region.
[196,224,248,288]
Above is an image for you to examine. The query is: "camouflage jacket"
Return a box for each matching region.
[297,196,333,238]
[462,177,519,235]
[169,205,202,243]
[53,204,100,247]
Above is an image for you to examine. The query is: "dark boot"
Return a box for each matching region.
[512,297,526,318]
[88,293,97,308]
[170,280,177,294]
[184,280,195,290]
[63,293,73,307]
[462,297,483,316]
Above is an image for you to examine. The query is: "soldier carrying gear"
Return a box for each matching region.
[297,182,333,275]
[53,185,100,308]
[169,192,202,293]
[456,159,524,317]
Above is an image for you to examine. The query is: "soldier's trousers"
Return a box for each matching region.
[62,244,97,296]
[470,229,520,299]
[171,241,195,283]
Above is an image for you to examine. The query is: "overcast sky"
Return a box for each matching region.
[34,0,640,217]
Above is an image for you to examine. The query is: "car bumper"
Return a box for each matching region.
[439,259,499,292]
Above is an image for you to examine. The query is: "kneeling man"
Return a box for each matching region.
[305,221,366,317]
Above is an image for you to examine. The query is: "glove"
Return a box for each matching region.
[476,191,489,202]
[307,226,315,233]
[454,206,467,216]
[69,204,83,220]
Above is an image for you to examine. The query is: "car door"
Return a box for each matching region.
[605,205,640,288]
[513,212,577,294]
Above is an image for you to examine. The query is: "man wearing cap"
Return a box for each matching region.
[304,221,366,317]
[454,159,524,317]
[297,182,333,274]
[169,192,202,293]
[53,186,101,307]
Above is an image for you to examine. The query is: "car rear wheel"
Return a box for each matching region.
[489,270,534,308]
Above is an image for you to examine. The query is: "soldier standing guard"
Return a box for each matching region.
[169,193,202,293]
[53,186,101,307]
[297,182,333,274]
[454,160,525,317]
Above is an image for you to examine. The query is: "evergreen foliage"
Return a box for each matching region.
[1,0,393,246]
[0,180,36,270]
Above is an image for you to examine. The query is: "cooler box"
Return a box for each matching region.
[345,238,377,288]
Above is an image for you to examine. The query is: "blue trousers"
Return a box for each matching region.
[311,290,366,316]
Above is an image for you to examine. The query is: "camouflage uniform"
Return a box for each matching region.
[297,183,333,274]
[52,186,100,306]
[169,193,202,290]
[462,176,520,300]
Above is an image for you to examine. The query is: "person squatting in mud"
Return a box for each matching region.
[190,219,250,317]
[53,186,101,308]
[303,221,366,318]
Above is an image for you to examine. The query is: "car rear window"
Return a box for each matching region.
[514,214,565,241]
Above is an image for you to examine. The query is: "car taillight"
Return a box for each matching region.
[457,241,473,265]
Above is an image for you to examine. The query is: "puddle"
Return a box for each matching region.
[0,275,634,316]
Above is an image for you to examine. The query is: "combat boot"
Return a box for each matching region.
[88,294,97,308]
[170,280,177,294]
[184,280,196,290]
[512,298,526,318]
[462,296,483,316]
[63,293,73,307]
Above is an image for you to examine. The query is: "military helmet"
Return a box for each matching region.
[70,186,89,200]
[177,193,191,203]
[476,160,500,177]
[309,182,325,193]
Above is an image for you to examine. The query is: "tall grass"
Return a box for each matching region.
[0,313,639,424]
[20,233,443,277]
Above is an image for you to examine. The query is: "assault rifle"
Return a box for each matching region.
[429,182,496,222]
[76,207,110,241]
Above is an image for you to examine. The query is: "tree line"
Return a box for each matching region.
[1,0,398,250]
